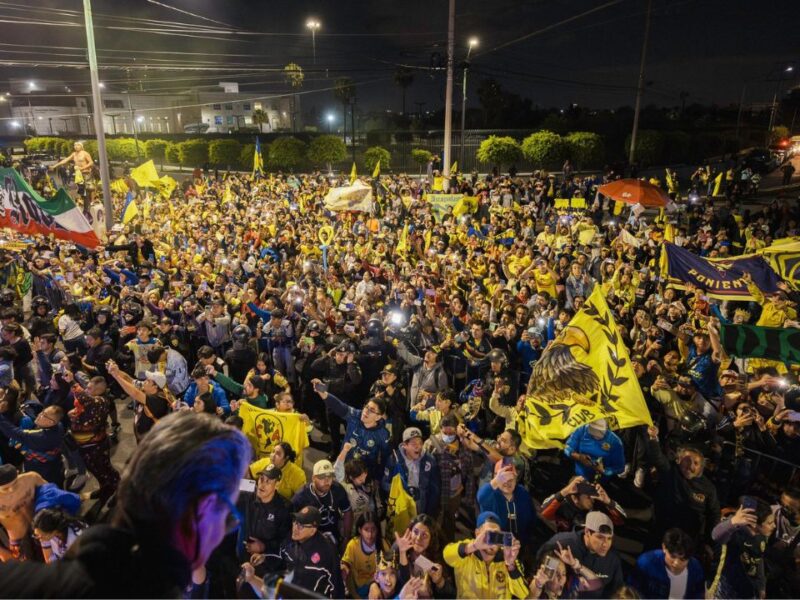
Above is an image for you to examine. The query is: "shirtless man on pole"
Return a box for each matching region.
[50,142,95,207]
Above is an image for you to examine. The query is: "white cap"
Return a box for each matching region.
[145,370,167,390]
[587,418,608,439]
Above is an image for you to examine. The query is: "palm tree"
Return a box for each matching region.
[333,77,356,143]
[394,66,414,116]
[283,63,304,132]
[251,109,269,133]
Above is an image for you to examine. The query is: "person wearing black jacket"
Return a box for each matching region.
[646,425,721,546]
[0,404,65,486]
[104,234,155,268]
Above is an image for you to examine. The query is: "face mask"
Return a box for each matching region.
[442,433,457,444]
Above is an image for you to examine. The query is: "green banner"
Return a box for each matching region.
[719,322,800,364]
[426,193,463,221]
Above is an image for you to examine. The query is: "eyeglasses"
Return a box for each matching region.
[363,405,381,416]
[217,493,242,534]
[292,520,316,529]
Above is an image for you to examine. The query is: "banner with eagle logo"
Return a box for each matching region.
[518,286,652,449]
[239,402,309,465]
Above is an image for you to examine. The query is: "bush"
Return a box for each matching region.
[145,139,170,166]
[178,139,209,168]
[209,139,242,168]
[82,140,98,159]
[363,146,391,172]
[268,137,306,170]
[239,144,255,171]
[564,131,604,169]
[476,136,522,170]
[624,130,663,166]
[106,138,145,163]
[165,142,180,165]
[55,139,73,157]
[411,148,433,166]
[307,135,347,168]
[521,131,565,169]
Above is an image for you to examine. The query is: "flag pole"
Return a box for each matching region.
[442,0,455,189]
[82,0,113,232]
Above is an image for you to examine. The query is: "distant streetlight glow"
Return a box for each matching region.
[468,37,479,48]
[10,121,20,128]
[99,82,105,89]
[306,18,321,64]
[325,112,334,132]
[787,66,795,73]
[136,115,144,123]
[28,81,35,89]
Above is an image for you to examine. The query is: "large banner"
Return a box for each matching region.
[426,193,463,221]
[518,286,652,449]
[661,242,780,300]
[758,239,800,291]
[323,180,374,212]
[239,402,309,464]
[719,323,800,364]
[0,168,99,248]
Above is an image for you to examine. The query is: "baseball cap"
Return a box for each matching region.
[144,370,167,390]
[292,506,321,527]
[584,511,614,535]
[258,464,282,481]
[402,427,423,443]
[381,363,399,376]
[476,510,501,528]
[312,459,335,478]
[587,418,608,439]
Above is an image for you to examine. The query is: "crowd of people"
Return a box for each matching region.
[0,149,799,600]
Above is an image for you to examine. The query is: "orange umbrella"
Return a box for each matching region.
[598,178,670,208]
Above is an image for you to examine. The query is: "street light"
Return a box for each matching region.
[99,82,105,89]
[766,63,796,144]
[326,112,334,133]
[9,121,19,128]
[306,19,321,65]
[459,36,479,169]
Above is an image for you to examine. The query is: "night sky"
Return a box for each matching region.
[1,0,798,118]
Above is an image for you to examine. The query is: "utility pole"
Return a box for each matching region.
[82,0,113,231]
[766,65,794,145]
[628,0,652,168]
[735,83,747,144]
[125,93,141,161]
[442,0,455,186]
[351,97,357,164]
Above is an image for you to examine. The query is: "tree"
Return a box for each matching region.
[268,136,306,171]
[476,136,522,171]
[770,125,790,144]
[411,148,433,174]
[624,130,663,166]
[251,109,269,133]
[521,131,565,169]
[178,139,209,169]
[564,131,604,170]
[363,146,390,172]
[333,77,356,143]
[209,139,242,169]
[394,66,414,117]
[307,135,347,171]
[284,63,304,133]
[144,139,170,169]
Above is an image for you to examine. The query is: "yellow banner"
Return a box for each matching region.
[130,160,160,188]
[518,286,651,449]
[239,402,309,464]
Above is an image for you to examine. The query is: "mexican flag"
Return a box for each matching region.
[0,168,100,248]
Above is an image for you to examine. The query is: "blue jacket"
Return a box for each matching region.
[323,393,390,479]
[183,380,230,416]
[630,549,705,599]
[564,424,625,480]
[476,482,536,545]
[382,448,440,517]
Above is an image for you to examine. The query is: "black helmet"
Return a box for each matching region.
[336,340,358,354]
[306,320,323,336]
[679,410,705,436]
[121,300,144,325]
[366,318,383,337]
[0,288,15,306]
[232,324,251,345]
[31,296,50,313]
[487,348,507,365]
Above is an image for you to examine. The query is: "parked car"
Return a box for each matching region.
[740,148,778,174]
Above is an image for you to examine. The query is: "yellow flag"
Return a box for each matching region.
[424,229,432,252]
[74,167,84,185]
[239,402,309,464]
[452,195,478,217]
[386,473,417,541]
[110,178,129,195]
[372,159,381,178]
[554,198,570,209]
[122,193,138,224]
[518,285,652,449]
[570,197,587,209]
[222,186,234,204]
[450,161,458,174]
[664,222,675,243]
[349,162,357,184]
[758,241,800,291]
[129,160,160,188]
[613,200,624,216]
[432,176,444,191]
[396,224,409,255]
[712,172,723,197]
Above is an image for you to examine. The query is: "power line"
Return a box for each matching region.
[145,0,241,29]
